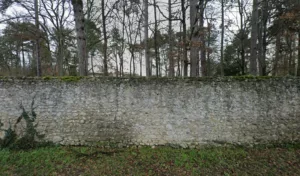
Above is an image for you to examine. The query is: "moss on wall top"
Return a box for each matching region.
[0,76,299,84]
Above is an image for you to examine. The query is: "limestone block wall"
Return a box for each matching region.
[0,77,299,147]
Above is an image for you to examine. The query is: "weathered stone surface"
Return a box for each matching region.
[0,77,299,147]
[53,136,63,143]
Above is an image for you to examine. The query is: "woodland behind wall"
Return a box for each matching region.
[1,0,300,78]
[0,77,299,147]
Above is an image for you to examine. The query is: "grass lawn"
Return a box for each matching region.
[0,144,299,176]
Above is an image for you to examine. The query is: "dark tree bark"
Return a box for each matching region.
[101,0,108,76]
[238,0,245,75]
[190,0,199,77]
[220,0,225,76]
[153,0,160,77]
[144,0,151,77]
[199,0,206,76]
[22,41,26,75]
[273,33,281,76]
[181,0,188,77]
[258,0,268,76]
[71,0,88,76]
[35,0,42,76]
[120,0,126,77]
[168,0,174,77]
[250,0,258,75]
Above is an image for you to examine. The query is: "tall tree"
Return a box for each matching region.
[220,0,225,76]
[257,0,268,76]
[168,0,174,77]
[123,0,142,77]
[40,0,73,76]
[237,0,246,75]
[71,0,88,76]
[0,0,43,76]
[250,0,258,75]
[101,0,108,76]
[190,0,199,77]
[120,0,126,77]
[153,0,160,77]
[144,0,151,76]
[199,0,207,76]
[181,0,188,77]
[34,0,42,76]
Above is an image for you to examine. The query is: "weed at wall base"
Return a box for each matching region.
[0,100,54,150]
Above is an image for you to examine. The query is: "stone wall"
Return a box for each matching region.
[0,77,299,147]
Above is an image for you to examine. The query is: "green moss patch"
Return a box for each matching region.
[0,76,299,84]
[59,76,84,82]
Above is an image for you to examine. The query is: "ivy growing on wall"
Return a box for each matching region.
[0,100,52,150]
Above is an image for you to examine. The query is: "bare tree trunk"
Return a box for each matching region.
[35,0,42,77]
[129,49,136,76]
[177,23,182,77]
[138,26,143,76]
[292,34,297,76]
[58,37,64,76]
[168,0,174,77]
[31,44,34,73]
[115,52,118,77]
[289,43,293,75]
[238,0,245,75]
[22,41,26,75]
[130,53,132,76]
[273,33,281,76]
[72,0,88,76]
[258,16,267,76]
[86,0,92,76]
[199,1,206,77]
[144,0,151,77]
[285,33,293,75]
[16,42,20,75]
[284,50,288,75]
[133,51,136,76]
[119,54,124,77]
[190,0,199,77]
[91,52,95,76]
[220,0,225,76]
[207,22,212,76]
[181,0,188,77]
[140,50,143,76]
[9,43,13,75]
[177,54,181,76]
[154,0,160,77]
[258,21,263,75]
[250,0,258,75]
[101,0,108,76]
[120,1,126,77]
[258,0,268,76]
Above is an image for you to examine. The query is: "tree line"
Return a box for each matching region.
[0,0,299,77]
